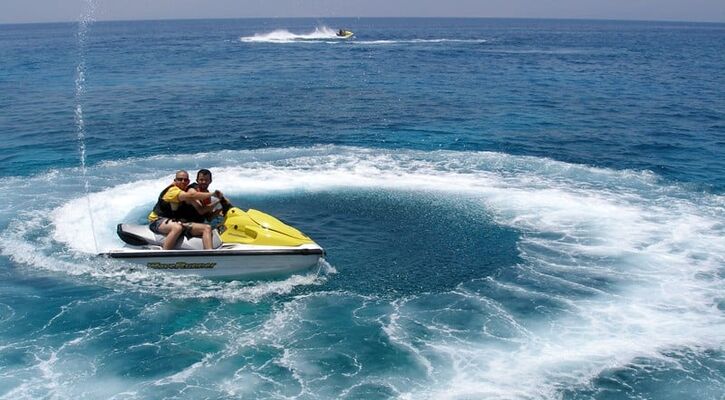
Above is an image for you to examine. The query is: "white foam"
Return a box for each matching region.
[238,29,488,45]
[1,146,723,397]
[356,39,487,45]
[240,26,340,43]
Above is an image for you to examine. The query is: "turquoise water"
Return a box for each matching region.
[0,18,723,399]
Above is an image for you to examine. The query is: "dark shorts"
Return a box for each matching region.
[149,218,169,234]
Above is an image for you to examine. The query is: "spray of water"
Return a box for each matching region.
[75,0,99,253]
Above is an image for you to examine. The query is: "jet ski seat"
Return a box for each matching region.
[117,223,223,250]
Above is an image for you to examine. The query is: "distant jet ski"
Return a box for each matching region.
[336,29,354,38]
[100,207,324,280]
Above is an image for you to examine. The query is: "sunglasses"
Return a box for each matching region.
[175,177,190,182]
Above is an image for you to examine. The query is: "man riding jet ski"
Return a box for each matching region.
[179,168,233,223]
[336,29,354,38]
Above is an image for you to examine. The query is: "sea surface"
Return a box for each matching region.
[0,17,724,399]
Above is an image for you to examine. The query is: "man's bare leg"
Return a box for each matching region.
[189,223,213,249]
[157,220,183,250]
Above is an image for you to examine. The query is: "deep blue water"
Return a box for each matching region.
[0,18,723,399]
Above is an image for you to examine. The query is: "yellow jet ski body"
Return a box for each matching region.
[336,30,354,39]
[219,207,315,246]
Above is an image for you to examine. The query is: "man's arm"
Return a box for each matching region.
[178,189,220,202]
[190,198,220,215]
[179,189,223,217]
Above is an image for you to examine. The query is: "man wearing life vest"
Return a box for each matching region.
[147,170,222,250]
[184,169,231,223]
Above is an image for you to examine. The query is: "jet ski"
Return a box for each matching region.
[336,29,354,39]
[100,207,324,279]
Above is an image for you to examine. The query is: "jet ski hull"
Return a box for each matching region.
[101,244,324,279]
[105,208,324,279]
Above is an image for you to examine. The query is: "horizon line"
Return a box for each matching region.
[2,15,725,27]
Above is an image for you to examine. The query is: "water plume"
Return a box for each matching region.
[74,0,98,253]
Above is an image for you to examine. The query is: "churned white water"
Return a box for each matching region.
[0,146,722,399]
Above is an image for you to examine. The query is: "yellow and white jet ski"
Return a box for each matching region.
[100,207,324,279]
[336,29,354,39]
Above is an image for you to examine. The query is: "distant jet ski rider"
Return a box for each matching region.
[147,170,222,250]
[182,168,232,224]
